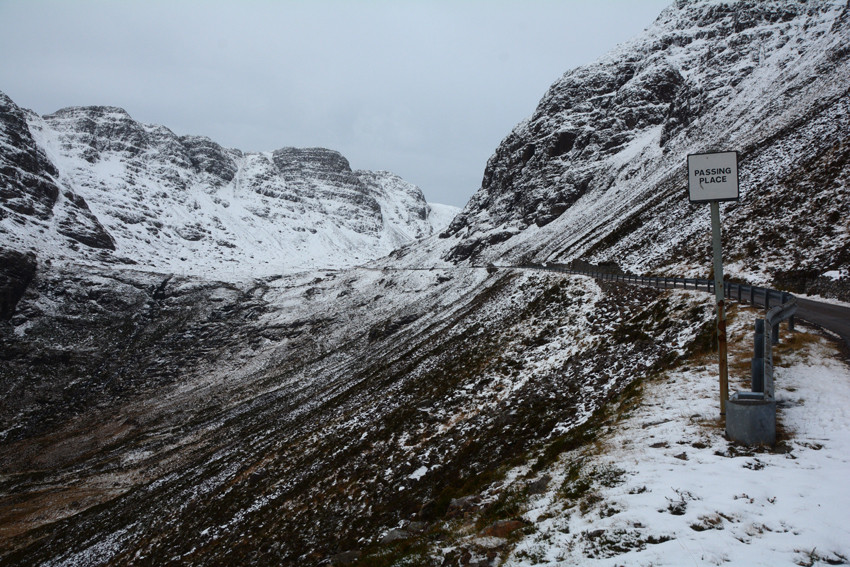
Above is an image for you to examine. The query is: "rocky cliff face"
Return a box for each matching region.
[1,94,456,278]
[440,0,849,297]
[0,93,116,253]
[0,92,60,221]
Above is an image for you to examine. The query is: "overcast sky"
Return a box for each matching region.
[0,0,670,207]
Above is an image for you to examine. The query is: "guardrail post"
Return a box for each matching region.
[779,293,795,332]
[764,323,774,400]
[752,319,765,393]
[749,285,755,305]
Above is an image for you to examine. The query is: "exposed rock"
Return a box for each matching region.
[482,519,526,539]
[0,92,61,222]
[406,520,428,533]
[526,474,552,495]
[0,248,36,320]
[380,528,410,544]
[272,147,383,235]
[447,495,482,518]
[55,190,116,250]
[179,134,239,185]
[329,550,361,565]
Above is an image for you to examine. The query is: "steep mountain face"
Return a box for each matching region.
[440,0,849,299]
[0,93,456,277]
[0,93,116,253]
[0,92,60,222]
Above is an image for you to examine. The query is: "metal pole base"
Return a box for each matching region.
[726,395,776,446]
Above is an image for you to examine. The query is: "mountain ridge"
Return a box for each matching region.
[1,91,458,278]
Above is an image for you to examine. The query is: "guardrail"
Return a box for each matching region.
[524,264,793,312]
[762,296,798,401]
[521,263,797,403]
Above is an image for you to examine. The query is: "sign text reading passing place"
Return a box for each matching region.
[687,151,739,202]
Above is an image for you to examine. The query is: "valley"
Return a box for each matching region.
[2,0,849,565]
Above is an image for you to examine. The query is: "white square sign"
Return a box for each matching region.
[687,151,739,202]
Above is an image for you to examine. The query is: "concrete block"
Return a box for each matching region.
[726,395,776,446]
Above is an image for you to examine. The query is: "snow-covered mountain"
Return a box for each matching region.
[2,1,849,566]
[0,92,458,277]
[435,0,849,299]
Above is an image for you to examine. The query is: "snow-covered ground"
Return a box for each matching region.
[500,299,850,566]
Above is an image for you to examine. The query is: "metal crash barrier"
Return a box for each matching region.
[725,295,797,446]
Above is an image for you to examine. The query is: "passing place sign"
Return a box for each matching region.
[687,151,739,203]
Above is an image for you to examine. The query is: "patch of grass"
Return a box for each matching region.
[579,493,604,515]
[794,548,848,566]
[594,464,627,488]
[686,315,718,359]
[559,461,626,516]
[581,527,672,558]
[532,419,601,473]
[616,376,645,411]
[690,513,724,532]
[477,487,526,526]
[560,461,593,501]
[356,539,433,567]
[664,489,693,516]
[773,330,821,363]
[429,460,511,520]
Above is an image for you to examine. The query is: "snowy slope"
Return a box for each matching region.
[461,297,850,566]
[434,0,850,300]
[0,93,458,277]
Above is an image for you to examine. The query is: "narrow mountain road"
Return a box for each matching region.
[583,272,850,355]
[795,297,850,353]
[360,264,850,353]
[652,280,850,354]
[654,281,850,351]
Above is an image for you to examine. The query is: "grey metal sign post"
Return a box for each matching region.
[687,151,740,416]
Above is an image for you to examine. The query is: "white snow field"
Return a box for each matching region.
[498,294,850,566]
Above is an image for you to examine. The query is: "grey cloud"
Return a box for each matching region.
[0,0,670,206]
